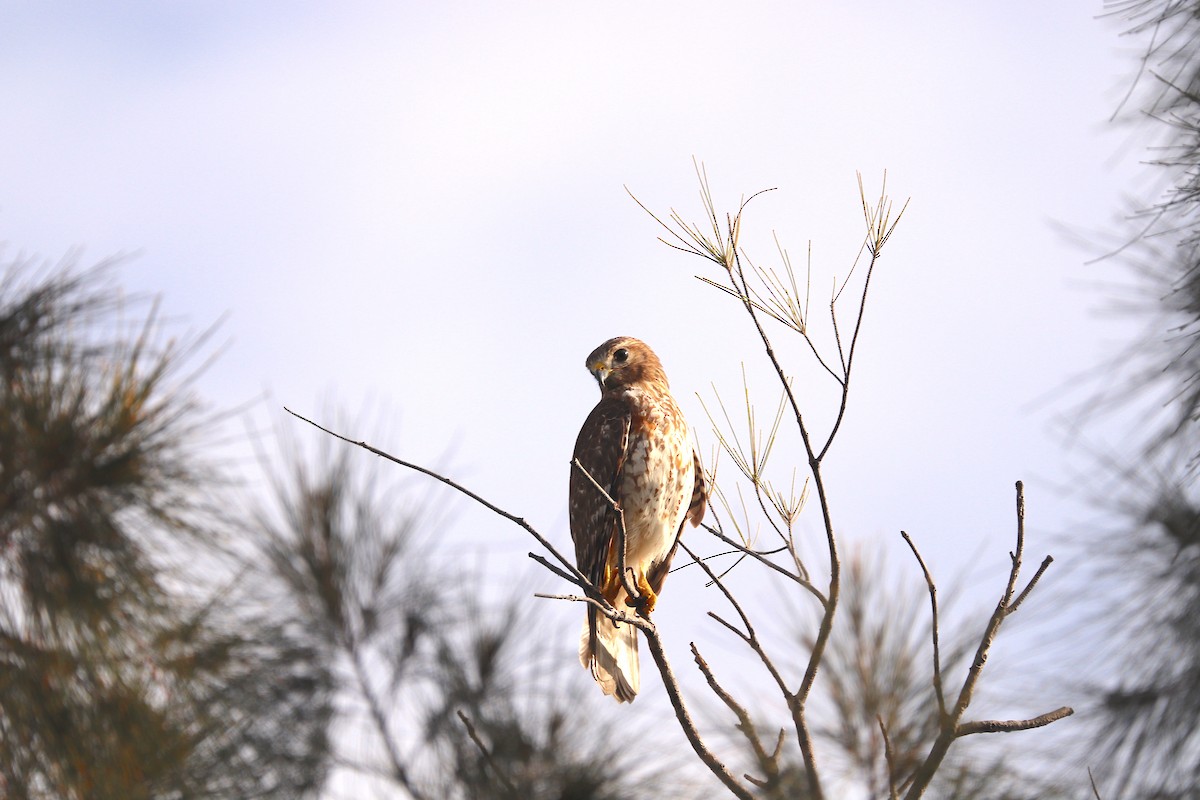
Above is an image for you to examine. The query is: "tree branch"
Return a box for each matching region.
[692,643,780,790]
[680,541,791,698]
[878,715,900,800]
[639,627,755,800]
[701,522,827,605]
[456,710,518,795]
[284,407,587,588]
[956,707,1074,736]
[1088,766,1104,800]
[725,246,834,800]
[902,482,1071,800]
[900,531,946,719]
[1008,555,1053,615]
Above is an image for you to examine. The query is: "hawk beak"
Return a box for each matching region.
[590,362,610,389]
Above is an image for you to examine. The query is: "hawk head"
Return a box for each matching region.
[585,336,669,393]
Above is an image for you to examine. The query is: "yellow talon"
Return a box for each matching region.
[636,573,658,615]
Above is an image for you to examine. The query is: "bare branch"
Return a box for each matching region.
[531,591,650,637]
[707,610,750,642]
[878,715,900,800]
[526,554,583,587]
[681,541,791,698]
[900,531,946,719]
[692,643,780,790]
[1006,479,1028,608]
[956,707,1074,736]
[700,522,828,604]
[902,482,1072,800]
[639,627,755,800]
[1007,555,1054,614]
[1088,766,1104,800]
[284,407,587,588]
[456,710,518,795]
[816,249,876,463]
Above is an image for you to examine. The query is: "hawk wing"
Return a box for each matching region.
[569,395,631,592]
[646,447,708,596]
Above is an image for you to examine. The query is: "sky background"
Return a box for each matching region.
[0,1,1152,793]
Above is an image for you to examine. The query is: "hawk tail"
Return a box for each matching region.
[579,606,639,703]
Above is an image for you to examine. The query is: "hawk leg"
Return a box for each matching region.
[625,572,658,617]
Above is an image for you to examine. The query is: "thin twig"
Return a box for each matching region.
[902,482,1071,800]
[692,643,779,790]
[680,541,791,697]
[456,710,518,795]
[956,707,1074,736]
[284,407,587,587]
[878,715,900,800]
[532,592,647,631]
[1008,555,1054,614]
[820,176,907,461]
[817,248,878,462]
[700,523,827,605]
[668,544,788,586]
[527,554,583,587]
[901,531,946,719]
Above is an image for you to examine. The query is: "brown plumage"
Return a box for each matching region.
[568,336,707,702]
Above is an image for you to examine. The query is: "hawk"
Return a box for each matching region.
[569,336,707,702]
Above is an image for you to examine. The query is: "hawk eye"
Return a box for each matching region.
[613,348,629,364]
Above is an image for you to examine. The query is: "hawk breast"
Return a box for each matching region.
[617,385,694,570]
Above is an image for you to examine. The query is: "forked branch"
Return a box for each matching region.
[901,482,1073,799]
[635,170,908,800]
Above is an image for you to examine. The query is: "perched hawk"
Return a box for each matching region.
[569,336,707,703]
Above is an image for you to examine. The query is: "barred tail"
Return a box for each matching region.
[578,605,639,703]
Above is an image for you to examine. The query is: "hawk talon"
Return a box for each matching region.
[623,573,658,617]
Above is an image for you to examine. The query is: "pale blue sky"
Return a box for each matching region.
[1,1,1144,791]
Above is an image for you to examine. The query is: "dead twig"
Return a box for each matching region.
[900,531,946,719]
[284,407,586,587]
[680,540,790,698]
[692,644,780,790]
[456,710,518,795]
[902,482,1071,800]
[640,626,755,800]
[878,715,900,800]
[956,707,1074,736]
[1008,555,1054,614]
